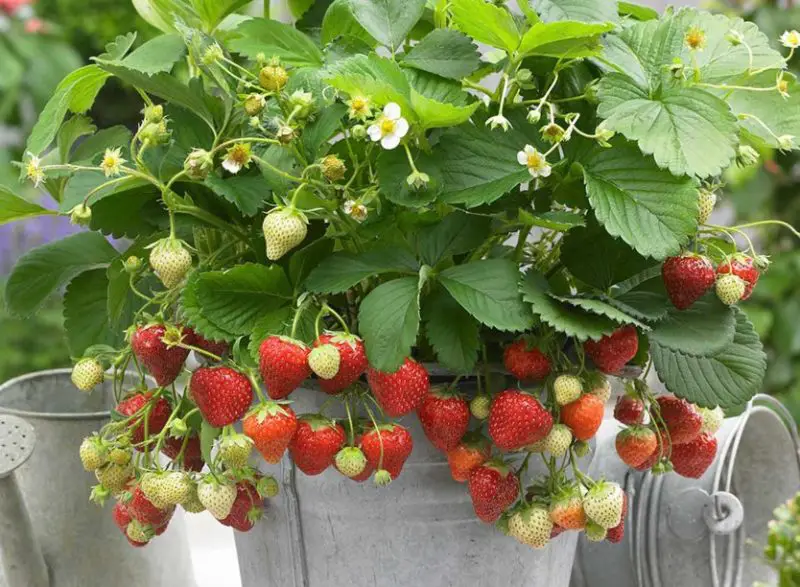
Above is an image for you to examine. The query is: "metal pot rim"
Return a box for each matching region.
[0,369,112,421]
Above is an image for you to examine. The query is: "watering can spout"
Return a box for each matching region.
[0,414,50,587]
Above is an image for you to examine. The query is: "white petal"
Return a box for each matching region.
[523,144,536,155]
[367,125,382,141]
[517,151,528,165]
[222,159,241,174]
[539,165,552,178]
[528,167,538,178]
[394,118,409,138]
[381,133,401,150]
[384,102,401,120]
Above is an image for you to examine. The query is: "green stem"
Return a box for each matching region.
[514,226,532,262]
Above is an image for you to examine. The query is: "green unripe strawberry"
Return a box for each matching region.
[508,505,553,549]
[79,436,106,471]
[71,358,104,392]
[308,344,341,380]
[262,207,308,261]
[219,433,254,470]
[697,189,717,225]
[108,447,132,466]
[554,375,582,406]
[95,462,133,494]
[149,238,192,288]
[243,93,266,116]
[259,65,288,92]
[585,520,607,542]
[160,471,194,506]
[140,472,170,509]
[543,424,573,457]
[335,446,367,478]
[257,475,280,498]
[470,395,491,420]
[322,155,346,181]
[126,519,152,544]
[182,485,206,514]
[715,274,746,306]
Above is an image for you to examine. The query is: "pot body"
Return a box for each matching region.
[0,369,197,587]
[235,388,582,587]
[571,394,800,587]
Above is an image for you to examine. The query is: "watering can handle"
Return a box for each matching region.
[0,414,49,587]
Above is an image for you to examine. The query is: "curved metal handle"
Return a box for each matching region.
[0,414,49,587]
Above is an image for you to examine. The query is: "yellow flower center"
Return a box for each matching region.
[778,80,789,94]
[787,32,800,46]
[527,153,544,169]
[352,97,368,111]
[380,118,396,134]
[103,155,117,168]
[685,27,706,50]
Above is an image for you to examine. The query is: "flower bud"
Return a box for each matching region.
[69,203,92,227]
[351,124,367,139]
[736,144,760,167]
[288,90,314,119]
[123,256,142,274]
[515,68,532,83]
[202,44,224,65]
[244,93,266,116]
[259,65,288,92]
[169,419,188,436]
[276,125,296,145]
[406,170,430,190]
[184,149,214,180]
[726,29,744,46]
[322,155,346,181]
[527,108,542,124]
[143,104,164,123]
[139,120,170,146]
[777,134,795,151]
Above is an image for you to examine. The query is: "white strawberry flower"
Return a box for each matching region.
[222,143,252,174]
[24,152,44,187]
[100,147,125,177]
[367,102,409,150]
[517,145,551,179]
[781,30,800,49]
[343,199,368,222]
[486,114,512,131]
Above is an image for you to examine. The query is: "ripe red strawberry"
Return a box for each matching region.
[189,366,253,427]
[717,255,759,300]
[258,336,311,399]
[488,389,553,451]
[549,486,587,530]
[614,394,645,425]
[615,426,658,468]
[367,358,429,417]
[606,492,629,544]
[417,387,470,452]
[243,402,298,464]
[186,328,229,359]
[561,394,604,441]
[116,391,171,445]
[670,433,717,479]
[220,480,264,532]
[584,326,639,374]
[655,396,702,445]
[313,333,368,394]
[446,433,491,482]
[503,339,551,381]
[131,325,190,386]
[112,501,132,533]
[551,524,566,539]
[467,460,519,523]
[634,431,671,471]
[662,254,716,310]
[361,424,413,480]
[288,415,346,476]
[126,485,174,528]
[161,434,205,472]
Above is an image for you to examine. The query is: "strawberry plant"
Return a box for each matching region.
[1,0,799,550]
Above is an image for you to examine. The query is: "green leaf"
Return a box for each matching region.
[648,294,736,356]
[375,147,441,207]
[204,174,270,217]
[651,309,766,409]
[552,295,648,329]
[302,103,348,160]
[288,0,315,18]
[182,264,293,340]
[410,90,479,129]
[520,272,620,340]
[423,288,480,373]
[98,33,138,61]
[450,0,520,53]
[289,239,335,289]
[402,29,480,80]
[359,276,421,371]
[200,421,221,465]
[4,232,117,318]
[560,223,654,290]
[27,65,110,155]
[229,18,324,67]
[726,73,800,150]
[531,0,618,23]
[617,1,657,20]
[417,211,492,266]
[257,145,299,195]
[57,115,96,163]
[325,53,413,114]
[597,73,738,178]
[406,69,470,105]
[518,21,614,59]
[321,0,376,47]
[191,0,251,29]
[306,248,418,293]
[346,0,427,50]
[119,34,186,75]
[604,290,668,322]
[0,187,56,226]
[61,172,150,213]
[440,259,533,332]
[72,126,133,163]
[581,141,698,260]
[519,210,585,232]
[64,269,120,357]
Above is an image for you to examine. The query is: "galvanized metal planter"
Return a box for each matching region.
[570,394,800,587]
[0,369,197,587]
[235,387,583,587]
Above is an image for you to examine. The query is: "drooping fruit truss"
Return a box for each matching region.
[4,0,798,552]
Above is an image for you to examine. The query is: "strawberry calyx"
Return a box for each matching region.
[460,430,491,452]
[298,413,338,432]
[482,457,512,477]
[247,400,293,423]
[273,335,309,350]
[428,385,465,401]
[324,331,362,349]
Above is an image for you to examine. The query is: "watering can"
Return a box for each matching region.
[0,369,197,587]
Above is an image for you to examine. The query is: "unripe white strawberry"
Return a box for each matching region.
[697,189,717,225]
[554,375,582,406]
[583,481,625,529]
[95,462,133,494]
[543,424,573,457]
[149,238,192,288]
[585,521,607,542]
[335,447,367,478]
[79,436,106,471]
[140,472,170,509]
[262,207,308,261]
[508,505,553,549]
[108,447,132,466]
[308,344,341,380]
[181,485,206,514]
[71,358,104,392]
[219,433,254,469]
[470,395,491,420]
[197,478,237,520]
[699,406,724,435]
[160,471,194,506]
[587,373,611,403]
[525,438,547,453]
[715,274,746,306]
